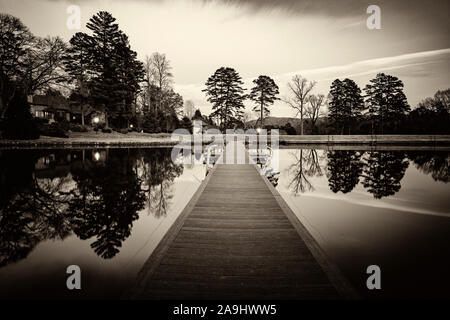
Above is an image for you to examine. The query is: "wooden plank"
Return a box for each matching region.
[126,142,357,300]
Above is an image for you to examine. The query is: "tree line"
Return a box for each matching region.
[283,73,448,135]
[202,65,449,134]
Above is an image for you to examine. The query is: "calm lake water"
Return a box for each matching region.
[0,147,449,299]
[0,148,204,299]
[275,148,450,299]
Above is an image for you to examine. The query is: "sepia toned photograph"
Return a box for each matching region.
[0,0,449,311]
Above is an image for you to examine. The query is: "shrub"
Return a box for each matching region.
[3,92,40,140]
[283,123,297,135]
[56,119,70,131]
[102,127,112,133]
[38,122,68,138]
[70,123,88,132]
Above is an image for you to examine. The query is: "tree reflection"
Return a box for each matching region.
[287,149,323,195]
[0,148,184,266]
[362,151,409,199]
[326,151,364,193]
[140,149,183,218]
[408,152,449,183]
[0,150,72,266]
[68,149,147,259]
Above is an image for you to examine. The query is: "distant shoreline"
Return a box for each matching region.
[1,133,450,149]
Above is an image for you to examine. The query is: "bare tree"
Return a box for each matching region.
[141,52,174,114]
[283,75,316,135]
[149,52,173,91]
[305,94,326,133]
[24,36,68,94]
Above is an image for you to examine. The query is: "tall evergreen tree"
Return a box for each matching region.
[328,78,364,134]
[66,11,143,128]
[64,32,93,126]
[203,67,246,130]
[364,73,410,133]
[248,75,279,128]
[343,78,365,129]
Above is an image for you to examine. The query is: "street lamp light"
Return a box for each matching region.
[93,116,99,134]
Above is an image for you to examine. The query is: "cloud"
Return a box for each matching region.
[275,48,450,81]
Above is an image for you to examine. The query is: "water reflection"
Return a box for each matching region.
[0,148,184,266]
[140,151,184,218]
[327,151,363,194]
[279,148,450,298]
[288,149,324,194]
[362,152,409,199]
[286,149,448,199]
[408,151,449,183]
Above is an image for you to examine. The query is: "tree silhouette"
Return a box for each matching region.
[66,11,144,128]
[328,78,364,134]
[248,75,279,128]
[327,150,364,193]
[364,73,410,134]
[203,67,246,130]
[283,75,316,135]
[362,151,409,199]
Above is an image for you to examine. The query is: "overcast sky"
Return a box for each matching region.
[1,0,449,117]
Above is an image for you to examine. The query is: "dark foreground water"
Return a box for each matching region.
[0,148,204,299]
[0,147,448,299]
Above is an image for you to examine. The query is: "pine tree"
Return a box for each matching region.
[364,73,410,134]
[64,12,144,129]
[328,79,346,134]
[343,78,364,133]
[112,33,144,128]
[248,75,279,128]
[202,67,246,130]
[328,78,364,134]
[64,32,93,126]
[86,11,121,127]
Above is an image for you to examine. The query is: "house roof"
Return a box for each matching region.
[32,94,70,111]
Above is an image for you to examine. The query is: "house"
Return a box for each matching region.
[28,93,70,123]
[28,92,106,126]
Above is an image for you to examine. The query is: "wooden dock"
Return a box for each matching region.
[127,142,357,300]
